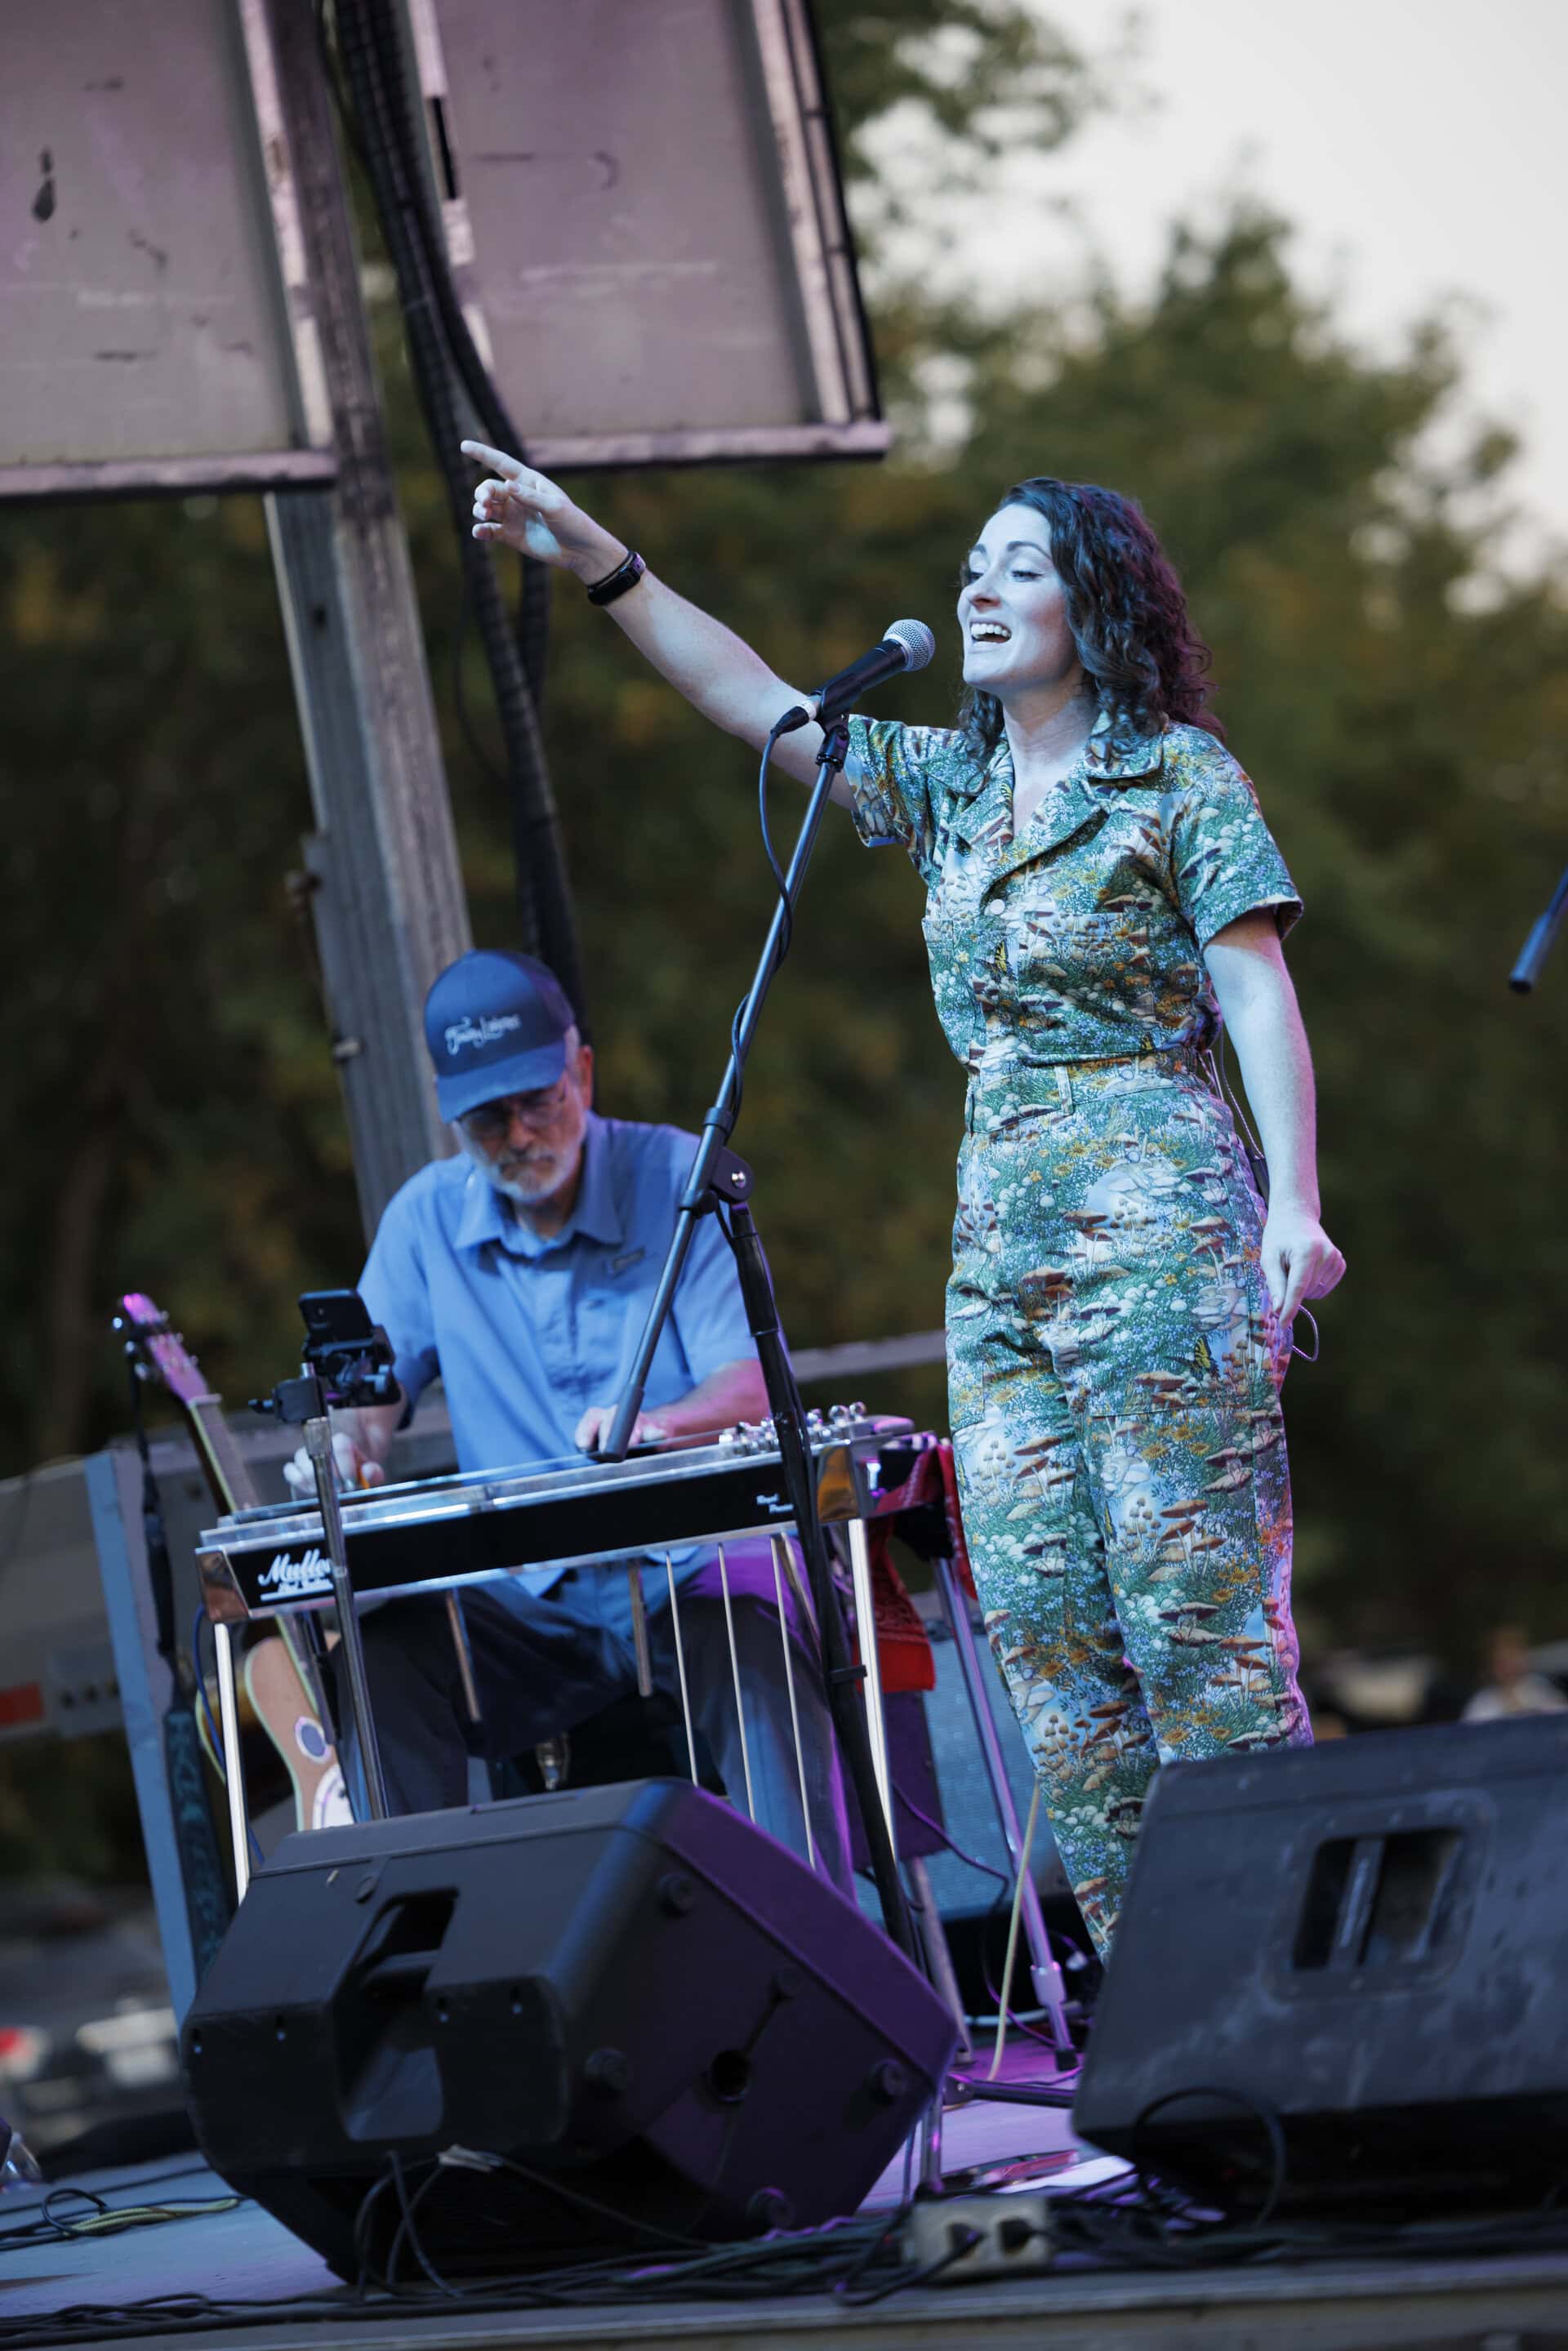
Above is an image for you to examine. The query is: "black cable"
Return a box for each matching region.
[0,2162,216,2236]
[359,7,549,711]
[963,1825,1092,2055]
[482,2150,712,2254]
[898,1788,1009,1884]
[898,1829,1074,2084]
[0,2188,243,2255]
[350,2163,399,2298]
[450,572,507,790]
[330,0,584,1017]
[826,2202,911,2302]
[385,2154,458,2298]
[358,0,555,812]
[1129,2085,1289,2231]
[895,1770,1085,2052]
[16,2195,1568,2343]
[313,0,549,715]
[341,2165,910,2313]
[836,2228,982,2308]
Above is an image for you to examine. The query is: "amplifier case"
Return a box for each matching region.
[182,1779,956,2275]
[1072,1716,1568,2211]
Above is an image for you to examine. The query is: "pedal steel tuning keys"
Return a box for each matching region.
[716,1401,871,1454]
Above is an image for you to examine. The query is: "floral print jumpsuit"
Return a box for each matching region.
[844,710,1312,1956]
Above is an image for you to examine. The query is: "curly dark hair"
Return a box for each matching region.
[958,477,1221,763]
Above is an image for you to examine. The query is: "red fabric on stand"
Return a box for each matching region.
[862,1528,935,1693]
[856,1438,979,1691]
[871,1438,979,1600]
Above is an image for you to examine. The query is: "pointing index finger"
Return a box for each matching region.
[460,439,526,481]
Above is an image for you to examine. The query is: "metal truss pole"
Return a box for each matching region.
[261,0,470,1237]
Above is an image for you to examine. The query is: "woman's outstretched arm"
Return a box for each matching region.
[1204,911,1347,1323]
[461,439,844,795]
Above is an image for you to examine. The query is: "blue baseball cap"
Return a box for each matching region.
[424,950,575,1120]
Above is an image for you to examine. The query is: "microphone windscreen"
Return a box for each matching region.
[884,618,936,673]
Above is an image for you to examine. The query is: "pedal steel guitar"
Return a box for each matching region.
[194,1408,918,1899]
[195,1407,915,1623]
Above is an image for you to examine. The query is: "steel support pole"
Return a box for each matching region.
[846,1516,897,1855]
[261,0,470,1237]
[213,1625,251,1904]
[933,1552,1072,2052]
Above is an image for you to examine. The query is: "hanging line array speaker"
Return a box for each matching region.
[1071,1714,1568,2215]
[181,1778,957,2278]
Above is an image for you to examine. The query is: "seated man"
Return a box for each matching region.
[301,947,853,1888]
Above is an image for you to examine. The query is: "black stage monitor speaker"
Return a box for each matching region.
[1072,1716,1568,2214]
[182,1779,956,2278]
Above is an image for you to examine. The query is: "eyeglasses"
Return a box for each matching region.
[460,1076,572,1141]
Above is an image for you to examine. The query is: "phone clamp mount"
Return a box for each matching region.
[250,1293,399,1428]
[249,1292,397,1820]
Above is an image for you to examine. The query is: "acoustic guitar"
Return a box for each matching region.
[115,1293,351,1836]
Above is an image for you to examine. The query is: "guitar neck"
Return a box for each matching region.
[185,1396,261,1516]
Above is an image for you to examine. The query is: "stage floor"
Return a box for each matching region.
[7,2055,1568,2351]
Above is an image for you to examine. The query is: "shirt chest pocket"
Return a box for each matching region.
[921,875,962,969]
[921,835,998,963]
[1008,906,1152,1000]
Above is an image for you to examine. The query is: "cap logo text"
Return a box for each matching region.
[444,1013,522,1058]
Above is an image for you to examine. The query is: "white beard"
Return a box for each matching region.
[457,1128,572,1207]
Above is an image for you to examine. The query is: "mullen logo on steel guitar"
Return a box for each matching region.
[259,1548,333,1598]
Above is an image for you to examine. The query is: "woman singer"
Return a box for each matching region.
[460,439,1346,1957]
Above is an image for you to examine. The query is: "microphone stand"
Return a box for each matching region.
[604,716,920,1966]
[1509,857,1568,992]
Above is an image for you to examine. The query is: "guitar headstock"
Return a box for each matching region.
[114,1292,216,1408]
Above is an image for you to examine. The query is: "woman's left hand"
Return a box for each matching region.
[1261,1204,1346,1323]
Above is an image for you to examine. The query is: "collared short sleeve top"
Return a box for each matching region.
[358,1115,758,1601]
[843,710,1301,1075]
[359,1112,755,1479]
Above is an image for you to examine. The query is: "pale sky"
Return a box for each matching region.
[871,0,1568,571]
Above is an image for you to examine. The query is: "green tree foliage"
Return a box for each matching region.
[824,0,1090,169]
[0,13,1564,1670]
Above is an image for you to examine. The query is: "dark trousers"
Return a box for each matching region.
[332,1570,854,1892]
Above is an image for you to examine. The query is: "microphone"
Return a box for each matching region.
[813,618,936,723]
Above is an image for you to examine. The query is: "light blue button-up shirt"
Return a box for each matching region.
[358,1113,758,1602]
